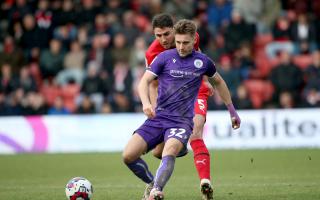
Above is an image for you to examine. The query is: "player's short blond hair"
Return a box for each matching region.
[173,19,197,37]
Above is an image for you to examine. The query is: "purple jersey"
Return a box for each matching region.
[148,49,216,119]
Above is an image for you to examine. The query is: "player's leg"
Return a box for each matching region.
[122,133,154,184]
[191,98,213,200]
[152,142,164,159]
[149,125,191,200]
[190,114,210,181]
[149,138,183,200]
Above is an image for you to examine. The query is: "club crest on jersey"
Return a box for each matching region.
[194,59,203,68]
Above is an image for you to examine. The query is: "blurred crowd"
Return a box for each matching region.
[0,0,319,116]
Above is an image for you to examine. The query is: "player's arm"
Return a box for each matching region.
[149,79,158,108]
[210,73,241,129]
[145,56,159,109]
[138,71,157,118]
[202,75,214,96]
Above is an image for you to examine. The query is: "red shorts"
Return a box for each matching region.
[194,96,208,117]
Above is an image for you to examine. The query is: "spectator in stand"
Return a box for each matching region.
[269,50,303,106]
[0,63,15,95]
[21,14,46,53]
[77,25,90,49]
[224,9,256,53]
[48,96,70,115]
[14,66,37,93]
[7,0,32,32]
[89,13,113,38]
[54,0,77,26]
[5,88,25,115]
[207,92,225,111]
[111,32,131,65]
[194,12,212,51]
[10,21,24,44]
[266,13,295,58]
[102,0,125,19]
[75,0,100,26]
[207,0,232,34]
[129,36,147,69]
[233,43,256,80]
[303,51,320,107]
[23,92,48,115]
[0,35,26,75]
[100,99,112,114]
[233,84,253,109]
[76,95,95,114]
[87,34,113,74]
[0,93,7,115]
[290,13,318,55]
[204,33,227,62]
[109,60,134,113]
[301,88,320,108]
[304,51,320,92]
[77,61,105,112]
[35,0,53,32]
[233,0,281,33]
[217,55,241,96]
[120,11,140,46]
[53,24,78,50]
[131,60,145,112]
[56,40,86,86]
[110,91,134,113]
[278,91,295,108]
[163,0,194,20]
[39,39,65,79]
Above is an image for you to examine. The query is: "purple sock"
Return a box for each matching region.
[154,155,176,191]
[126,158,154,184]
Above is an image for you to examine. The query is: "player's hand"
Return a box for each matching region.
[143,103,156,118]
[227,104,241,130]
[231,115,241,129]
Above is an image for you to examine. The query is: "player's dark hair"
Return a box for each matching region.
[173,19,197,37]
[152,13,174,29]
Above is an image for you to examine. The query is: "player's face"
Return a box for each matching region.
[175,34,195,57]
[154,27,175,49]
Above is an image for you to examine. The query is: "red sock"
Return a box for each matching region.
[190,139,211,180]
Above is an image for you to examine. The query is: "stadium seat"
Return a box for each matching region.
[244,80,274,108]
[254,54,279,78]
[40,82,61,106]
[254,34,273,49]
[60,83,81,112]
[292,55,313,70]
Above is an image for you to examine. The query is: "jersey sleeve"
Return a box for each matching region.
[145,51,153,68]
[147,52,166,76]
[205,57,217,77]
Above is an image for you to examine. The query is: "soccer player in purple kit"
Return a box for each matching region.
[122,19,241,200]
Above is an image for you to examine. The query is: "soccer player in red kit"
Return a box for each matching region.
[143,13,216,200]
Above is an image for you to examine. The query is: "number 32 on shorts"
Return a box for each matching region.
[168,128,186,139]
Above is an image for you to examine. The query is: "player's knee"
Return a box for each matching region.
[122,151,136,164]
[190,132,202,141]
[152,149,162,159]
[192,122,205,138]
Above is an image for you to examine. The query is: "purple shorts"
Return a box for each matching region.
[135,115,193,153]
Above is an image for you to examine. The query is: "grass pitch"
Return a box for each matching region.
[0,149,319,200]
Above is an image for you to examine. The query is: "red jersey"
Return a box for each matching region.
[145,32,209,97]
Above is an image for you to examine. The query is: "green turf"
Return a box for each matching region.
[0,149,319,200]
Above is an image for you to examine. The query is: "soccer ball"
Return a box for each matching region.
[65,177,93,200]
